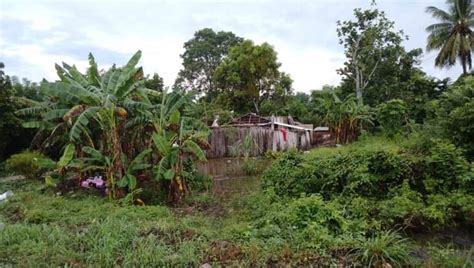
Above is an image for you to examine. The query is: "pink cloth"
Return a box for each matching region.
[80,176,105,189]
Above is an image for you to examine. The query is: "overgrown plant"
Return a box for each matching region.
[229,134,261,175]
[376,99,409,137]
[152,90,210,202]
[16,51,161,199]
[317,91,372,144]
[353,230,411,267]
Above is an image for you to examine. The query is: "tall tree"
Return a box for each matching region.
[214,40,293,114]
[337,6,405,104]
[0,63,19,160]
[174,28,243,99]
[426,0,473,75]
[0,64,40,160]
[144,73,164,92]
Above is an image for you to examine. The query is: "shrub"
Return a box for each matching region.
[366,150,412,196]
[252,194,346,245]
[422,194,455,228]
[261,149,309,197]
[242,158,258,175]
[376,99,410,137]
[285,195,346,234]
[433,76,474,158]
[5,151,49,179]
[352,230,412,267]
[262,146,412,199]
[378,181,424,228]
[425,140,473,193]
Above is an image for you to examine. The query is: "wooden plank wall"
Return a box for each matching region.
[206,127,312,159]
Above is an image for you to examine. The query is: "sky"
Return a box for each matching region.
[0,0,461,93]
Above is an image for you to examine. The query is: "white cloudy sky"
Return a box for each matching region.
[0,0,461,92]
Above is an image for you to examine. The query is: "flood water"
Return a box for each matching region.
[197,158,268,199]
[197,158,252,179]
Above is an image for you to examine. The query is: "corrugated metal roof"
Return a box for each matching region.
[229,113,271,125]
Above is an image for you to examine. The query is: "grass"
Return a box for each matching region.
[0,181,212,266]
[1,137,472,266]
[308,135,402,159]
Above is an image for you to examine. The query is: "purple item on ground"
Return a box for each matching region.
[80,180,90,188]
[80,175,105,189]
[91,176,105,188]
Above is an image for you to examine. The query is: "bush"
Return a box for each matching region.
[284,195,346,234]
[261,149,308,197]
[425,139,473,193]
[251,194,347,248]
[378,181,424,228]
[261,136,474,234]
[242,158,258,175]
[376,99,409,137]
[262,146,412,199]
[5,151,49,179]
[353,230,412,267]
[432,76,474,158]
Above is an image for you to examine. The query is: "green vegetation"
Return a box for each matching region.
[1,1,474,266]
[1,137,472,266]
[426,0,473,75]
[5,151,49,180]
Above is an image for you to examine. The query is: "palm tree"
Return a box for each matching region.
[426,0,474,75]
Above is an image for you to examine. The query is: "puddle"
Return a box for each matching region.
[212,175,260,200]
[197,158,270,200]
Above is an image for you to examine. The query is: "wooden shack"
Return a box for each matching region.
[313,126,335,147]
[206,113,314,159]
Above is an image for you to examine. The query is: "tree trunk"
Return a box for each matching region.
[253,99,260,114]
[462,59,468,76]
[355,68,363,104]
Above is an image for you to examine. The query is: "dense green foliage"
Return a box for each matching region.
[174,28,243,99]
[262,138,473,234]
[5,151,48,180]
[375,99,409,137]
[1,138,472,267]
[430,76,474,157]
[214,40,293,114]
[13,52,209,202]
[1,2,474,266]
[0,64,39,161]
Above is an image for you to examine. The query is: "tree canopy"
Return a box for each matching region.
[214,40,293,114]
[337,6,406,104]
[174,28,243,100]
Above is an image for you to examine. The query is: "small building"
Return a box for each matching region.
[313,126,334,147]
[206,113,315,158]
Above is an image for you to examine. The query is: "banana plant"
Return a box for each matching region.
[33,143,76,187]
[317,92,373,144]
[17,51,156,199]
[151,91,209,202]
[76,146,151,199]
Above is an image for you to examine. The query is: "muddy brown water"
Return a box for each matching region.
[197,158,258,180]
[197,158,269,200]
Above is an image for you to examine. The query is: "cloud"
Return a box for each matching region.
[0,0,461,93]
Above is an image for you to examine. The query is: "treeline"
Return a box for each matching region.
[1,2,473,161]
